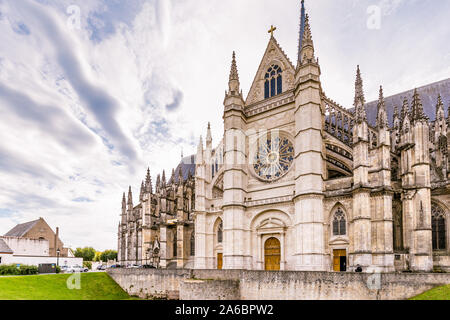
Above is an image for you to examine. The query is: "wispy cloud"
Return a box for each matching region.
[0,0,448,250]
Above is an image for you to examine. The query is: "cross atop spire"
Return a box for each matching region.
[268,25,277,37]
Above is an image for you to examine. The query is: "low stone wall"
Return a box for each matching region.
[107,269,450,300]
[180,279,240,300]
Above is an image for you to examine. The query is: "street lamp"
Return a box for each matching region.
[56,248,61,267]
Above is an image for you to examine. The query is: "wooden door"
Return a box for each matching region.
[333,249,346,272]
[264,237,281,271]
[217,253,223,270]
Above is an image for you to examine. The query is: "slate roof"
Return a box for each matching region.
[0,239,13,254]
[4,219,40,237]
[169,155,196,184]
[364,78,450,127]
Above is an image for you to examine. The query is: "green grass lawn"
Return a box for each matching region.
[410,284,450,300]
[0,272,134,300]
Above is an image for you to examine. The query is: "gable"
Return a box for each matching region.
[4,219,40,237]
[245,37,296,106]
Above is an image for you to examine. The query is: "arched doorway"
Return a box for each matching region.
[264,237,281,271]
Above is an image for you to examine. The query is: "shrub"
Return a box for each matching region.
[18,265,38,275]
[0,264,38,276]
[83,261,92,270]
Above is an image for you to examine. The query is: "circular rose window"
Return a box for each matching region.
[253,135,294,182]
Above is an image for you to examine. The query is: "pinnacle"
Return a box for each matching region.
[377,85,387,128]
[354,65,367,123]
[437,94,444,113]
[229,51,239,82]
[411,89,428,122]
[302,14,312,44]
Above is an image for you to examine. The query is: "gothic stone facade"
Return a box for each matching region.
[119,2,450,272]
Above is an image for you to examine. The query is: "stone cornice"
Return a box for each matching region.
[245,91,295,117]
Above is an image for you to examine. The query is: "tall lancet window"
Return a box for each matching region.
[217,221,223,243]
[173,230,177,257]
[432,204,447,251]
[190,232,195,256]
[264,65,283,99]
[332,208,346,236]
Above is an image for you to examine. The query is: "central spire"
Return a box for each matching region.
[297,0,306,65]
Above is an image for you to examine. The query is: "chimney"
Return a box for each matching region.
[55,227,59,256]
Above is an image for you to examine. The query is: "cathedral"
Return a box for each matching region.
[118,1,450,273]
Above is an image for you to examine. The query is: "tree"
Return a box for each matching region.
[99,250,118,263]
[74,247,96,261]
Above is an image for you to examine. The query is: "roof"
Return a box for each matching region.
[4,219,40,237]
[169,155,196,184]
[0,239,13,254]
[364,78,450,127]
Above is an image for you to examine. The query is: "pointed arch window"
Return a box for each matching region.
[264,65,283,99]
[432,204,447,251]
[190,232,195,256]
[173,230,177,257]
[393,206,403,251]
[332,208,346,236]
[217,221,223,243]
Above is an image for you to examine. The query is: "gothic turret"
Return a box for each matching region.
[408,89,433,272]
[351,65,372,270]
[293,6,326,271]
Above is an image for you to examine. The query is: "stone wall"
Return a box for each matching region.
[108,269,450,300]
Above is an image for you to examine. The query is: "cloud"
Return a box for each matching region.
[0,0,448,251]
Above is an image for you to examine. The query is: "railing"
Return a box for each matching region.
[323,94,378,148]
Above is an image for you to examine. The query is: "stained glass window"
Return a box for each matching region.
[264,65,283,99]
[253,135,294,182]
[190,232,195,256]
[432,204,446,250]
[173,230,177,257]
[333,208,346,236]
[217,221,223,243]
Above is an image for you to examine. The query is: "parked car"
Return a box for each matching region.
[67,265,89,273]
[96,265,107,271]
[60,266,69,273]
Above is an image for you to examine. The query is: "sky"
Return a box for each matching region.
[0,0,449,251]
